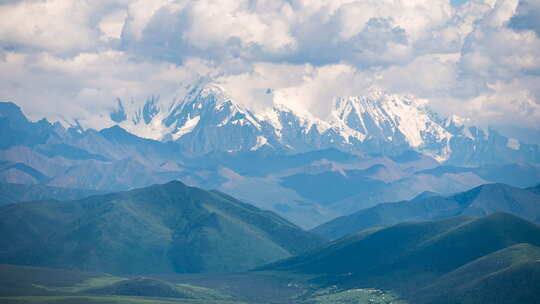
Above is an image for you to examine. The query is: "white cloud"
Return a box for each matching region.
[99,9,128,41]
[182,0,296,53]
[0,0,97,52]
[0,0,539,142]
[0,49,206,128]
[465,80,540,127]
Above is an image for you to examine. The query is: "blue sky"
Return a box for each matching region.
[0,0,539,142]
[451,0,470,6]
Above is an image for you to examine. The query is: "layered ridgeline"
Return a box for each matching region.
[0,181,325,274]
[109,83,540,165]
[0,98,540,229]
[264,213,540,304]
[0,182,105,206]
[313,183,540,240]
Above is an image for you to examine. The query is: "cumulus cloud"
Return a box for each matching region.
[0,0,539,142]
[0,0,98,53]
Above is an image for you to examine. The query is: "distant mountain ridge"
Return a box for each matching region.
[0,182,105,206]
[104,83,540,165]
[264,213,540,303]
[313,182,540,240]
[0,181,325,274]
[2,99,540,228]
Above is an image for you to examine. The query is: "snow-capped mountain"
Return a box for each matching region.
[1,99,540,227]
[109,82,540,164]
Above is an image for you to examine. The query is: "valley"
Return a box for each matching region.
[3,1,540,303]
[1,212,539,304]
[2,100,540,228]
[1,91,540,304]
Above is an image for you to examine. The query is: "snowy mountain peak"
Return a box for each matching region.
[332,93,451,149]
[108,84,455,155]
[267,102,333,136]
[103,83,540,163]
[182,83,232,108]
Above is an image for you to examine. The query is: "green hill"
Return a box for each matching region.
[263,215,474,277]
[411,243,540,304]
[313,183,540,240]
[265,213,540,294]
[0,264,240,304]
[85,277,230,300]
[0,181,325,274]
[3,213,540,304]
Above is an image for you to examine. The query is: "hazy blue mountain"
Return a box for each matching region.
[0,182,104,206]
[280,168,388,205]
[0,161,49,184]
[37,144,110,161]
[97,125,182,162]
[43,158,194,191]
[187,148,358,177]
[288,163,483,215]
[0,104,197,192]
[324,162,540,215]
[416,163,540,188]
[313,183,540,240]
[2,100,540,229]
[4,136,539,228]
[0,181,325,274]
[0,102,58,149]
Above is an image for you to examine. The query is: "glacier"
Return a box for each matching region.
[109,82,540,165]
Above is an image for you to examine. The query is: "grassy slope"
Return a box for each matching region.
[0,264,241,304]
[311,196,461,240]
[0,296,243,304]
[266,213,540,292]
[0,264,103,296]
[0,181,325,274]
[313,182,540,240]
[412,243,540,304]
[265,215,474,275]
[3,214,540,304]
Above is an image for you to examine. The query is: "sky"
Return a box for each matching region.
[0,0,539,143]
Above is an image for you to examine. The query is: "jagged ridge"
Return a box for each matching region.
[107,83,539,164]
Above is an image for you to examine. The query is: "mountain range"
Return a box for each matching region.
[2,96,540,228]
[2,180,539,304]
[0,182,105,206]
[264,213,540,304]
[6,81,537,166]
[313,183,540,240]
[109,83,540,165]
[0,181,325,274]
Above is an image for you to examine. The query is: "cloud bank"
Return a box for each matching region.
[0,0,539,142]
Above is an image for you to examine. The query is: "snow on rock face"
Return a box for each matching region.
[107,82,540,163]
[331,92,452,149]
[173,115,200,140]
[251,136,269,151]
[113,96,174,141]
[507,138,520,150]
